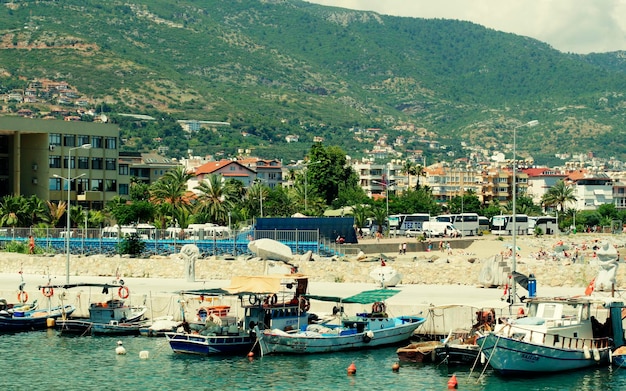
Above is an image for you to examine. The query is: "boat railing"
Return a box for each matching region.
[500,322,611,349]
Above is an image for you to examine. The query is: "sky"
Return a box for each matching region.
[305,0,626,54]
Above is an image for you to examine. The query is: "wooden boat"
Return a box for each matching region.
[477,297,623,375]
[48,282,147,336]
[166,274,311,356]
[611,346,626,368]
[396,340,441,363]
[0,303,75,333]
[258,289,426,355]
[91,319,150,336]
[434,338,482,366]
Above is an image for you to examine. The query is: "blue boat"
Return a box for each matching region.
[166,274,312,356]
[0,302,75,333]
[612,346,626,368]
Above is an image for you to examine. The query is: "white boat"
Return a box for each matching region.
[247,238,293,262]
[258,289,426,355]
[477,296,622,375]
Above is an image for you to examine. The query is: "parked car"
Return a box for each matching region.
[405,228,431,238]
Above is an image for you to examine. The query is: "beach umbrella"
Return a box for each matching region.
[504,244,521,251]
[512,271,529,290]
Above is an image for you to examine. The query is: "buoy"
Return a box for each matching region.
[480,352,486,365]
[447,374,458,389]
[391,362,400,372]
[593,348,600,362]
[609,349,614,363]
[46,318,56,328]
[517,307,525,316]
[139,350,149,359]
[347,362,357,375]
[115,341,126,355]
[583,345,591,359]
[247,351,255,358]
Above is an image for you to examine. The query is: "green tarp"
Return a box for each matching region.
[304,289,400,304]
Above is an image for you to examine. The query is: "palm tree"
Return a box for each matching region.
[25,195,48,226]
[46,200,66,228]
[150,166,195,227]
[414,165,425,190]
[0,195,26,227]
[402,161,416,190]
[541,180,577,212]
[194,174,237,225]
[245,181,269,218]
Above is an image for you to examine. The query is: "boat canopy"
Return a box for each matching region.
[305,289,400,304]
[226,274,308,295]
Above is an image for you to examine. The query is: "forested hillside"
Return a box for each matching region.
[1,0,626,164]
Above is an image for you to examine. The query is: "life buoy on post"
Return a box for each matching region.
[299,297,310,312]
[269,294,278,306]
[118,286,130,299]
[17,291,28,304]
[249,294,260,306]
[372,302,386,314]
[41,286,54,298]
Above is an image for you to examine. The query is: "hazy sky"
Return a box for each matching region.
[306,0,626,54]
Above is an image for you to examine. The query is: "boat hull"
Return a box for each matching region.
[91,321,146,336]
[478,333,610,374]
[434,343,482,366]
[165,332,255,355]
[259,316,425,355]
[396,341,441,363]
[0,305,75,333]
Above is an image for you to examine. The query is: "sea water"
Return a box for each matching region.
[3,330,626,391]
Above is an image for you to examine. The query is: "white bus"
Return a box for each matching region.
[528,216,558,235]
[389,213,431,234]
[490,214,529,236]
[435,213,480,236]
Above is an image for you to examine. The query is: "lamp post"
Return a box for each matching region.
[511,120,538,304]
[56,143,91,284]
[303,161,321,211]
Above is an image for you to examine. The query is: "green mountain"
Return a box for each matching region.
[2,0,626,165]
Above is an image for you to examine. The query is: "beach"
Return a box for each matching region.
[0,233,624,320]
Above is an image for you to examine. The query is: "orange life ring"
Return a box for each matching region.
[17,291,28,304]
[372,302,386,313]
[41,286,54,298]
[299,297,310,312]
[118,286,130,299]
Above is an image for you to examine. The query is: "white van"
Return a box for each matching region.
[422,221,460,238]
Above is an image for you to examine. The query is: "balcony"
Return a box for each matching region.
[77,191,102,201]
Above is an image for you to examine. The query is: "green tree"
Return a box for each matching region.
[194,174,237,225]
[542,180,577,212]
[150,166,195,227]
[308,144,354,206]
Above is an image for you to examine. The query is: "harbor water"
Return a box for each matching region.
[3,330,626,391]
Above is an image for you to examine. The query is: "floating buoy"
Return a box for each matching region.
[517,307,525,316]
[139,350,149,359]
[593,348,600,362]
[347,362,357,375]
[480,352,486,365]
[447,374,458,389]
[46,318,56,328]
[115,341,126,355]
[610,349,614,363]
[391,362,400,372]
[583,345,591,359]
[247,351,255,358]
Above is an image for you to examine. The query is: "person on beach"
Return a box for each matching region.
[28,235,35,254]
[402,242,407,255]
[439,240,443,252]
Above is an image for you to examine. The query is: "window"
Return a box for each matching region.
[90,179,103,191]
[77,135,89,146]
[64,156,75,169]
[105,137,117,149]
[49,156,61,168]
[49,134,61,146]
[49,178,61,191]
[119,183,129,195]
[119,164,129,175]
[91,158,103,170]
[78,157,89,169]
[77,178,88,194]
[105,158,116,170]
[91,136,102,148]
[63,134,75,147]
[105,180,117,192]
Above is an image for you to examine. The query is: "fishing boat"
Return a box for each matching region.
[166,274,312,356]
[257,289,426,355]
[0,300,74,332]
[396,340,441,363]
[139,316,181,337]
[612,346,626,368]
[477,297,624,375]
[49,282,147,336]
[434,338,483,366]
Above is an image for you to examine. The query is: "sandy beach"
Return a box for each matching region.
[0,233,624,322]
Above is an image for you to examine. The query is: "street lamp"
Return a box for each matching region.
[511,120,538,304]
[303,161,321,211]
[55,143,91,284]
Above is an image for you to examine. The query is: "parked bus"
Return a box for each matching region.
[389,213,431,234]
[435,213,480,236]
[478,216,490,234]
[528,216,558,235]
[490,214,529,235]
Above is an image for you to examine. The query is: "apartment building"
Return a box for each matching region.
[0,116,127,210]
